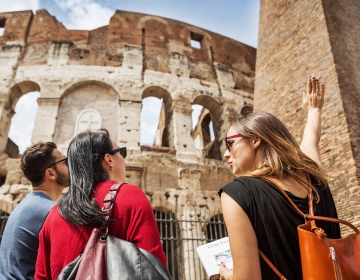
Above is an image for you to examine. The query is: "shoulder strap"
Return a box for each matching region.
[101,182,126,236]
[259,176,310,218]
[259,250,287,280]
[259,176,359,233]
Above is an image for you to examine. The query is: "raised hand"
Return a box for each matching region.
[302,76,325,111]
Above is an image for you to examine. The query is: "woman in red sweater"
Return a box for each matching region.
[35,129,167,279]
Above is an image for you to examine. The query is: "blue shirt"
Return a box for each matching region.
[0,192,55,280]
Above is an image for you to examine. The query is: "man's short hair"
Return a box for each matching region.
[20,142,57,187]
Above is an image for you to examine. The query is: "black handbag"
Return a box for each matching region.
[57,183,172,280]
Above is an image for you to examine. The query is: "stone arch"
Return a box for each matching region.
[192,95,223,160]
[60,80,120,99]
[0,81,41,152]
[141,86,172,147]
[54,81,119,148]
[137,16,174,36]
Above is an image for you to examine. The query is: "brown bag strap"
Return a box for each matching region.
[260,176,359,233]
[259,250,287,280]
[260,176,310,218]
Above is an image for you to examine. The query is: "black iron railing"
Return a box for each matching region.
[154,207,227,280]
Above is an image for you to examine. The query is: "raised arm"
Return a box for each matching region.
[300,76,325,169]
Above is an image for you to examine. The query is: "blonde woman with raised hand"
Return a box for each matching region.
[219,77,340,280]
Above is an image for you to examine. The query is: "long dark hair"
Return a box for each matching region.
[58,129,113,227]
[230,111,327,201]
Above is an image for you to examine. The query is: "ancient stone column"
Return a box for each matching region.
[118,99,142,151]
[0,103,14,153]
[170,97,197,163]
[32,98,60,144]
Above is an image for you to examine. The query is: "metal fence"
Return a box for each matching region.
[154,207,227,280]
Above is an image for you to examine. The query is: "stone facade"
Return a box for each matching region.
[0,10,255,224]
[255,0,360,232]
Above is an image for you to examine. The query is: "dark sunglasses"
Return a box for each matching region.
[225,133,242,150]
[108,147,127,159]
[48,158,68,168]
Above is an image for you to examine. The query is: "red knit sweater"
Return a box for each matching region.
[35,181,167,279]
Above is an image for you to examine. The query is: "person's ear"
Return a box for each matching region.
[103,154,112,168]
[253,136,262,149]
[44,168,56,181]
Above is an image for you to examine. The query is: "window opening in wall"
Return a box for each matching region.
[192,105,214,140]
[0,18,5,36]
[140,97,163,146]
[190,31,203,49]
[8,91,40,154]
[192,104,219,159]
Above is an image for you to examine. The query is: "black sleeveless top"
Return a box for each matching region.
[219,176,340,280]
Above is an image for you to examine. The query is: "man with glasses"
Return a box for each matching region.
[0,142,69,280]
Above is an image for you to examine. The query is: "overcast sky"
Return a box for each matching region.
[0,0,260,152]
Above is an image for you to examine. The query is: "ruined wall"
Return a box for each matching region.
[255,0,360,230]
[0,10,256,217]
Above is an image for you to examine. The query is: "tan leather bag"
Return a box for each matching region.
[260,177,360,280]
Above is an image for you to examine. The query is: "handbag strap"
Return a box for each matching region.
[260,176,359,233]
[258,250,287,280]
[100,182,126,237]
[257,175,359,280]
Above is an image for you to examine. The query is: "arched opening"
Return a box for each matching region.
[154,209,182,280]
[8,91,40,154]
[192,104,216,158]
[0,81,41,154]
[141,86,172,147]
[191,95,222,160]
[140,97,163,146]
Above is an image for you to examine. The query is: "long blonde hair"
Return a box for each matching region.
[229,111,327,201]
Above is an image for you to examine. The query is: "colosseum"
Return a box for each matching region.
[1,1,360,279]
[0,8,255,279]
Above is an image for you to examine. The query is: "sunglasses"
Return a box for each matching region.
[108,147,127,159]
[225,134,242,150]
[48,158,68,168]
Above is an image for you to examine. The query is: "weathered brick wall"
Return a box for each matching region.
[0,11,33,45]
[8,10,256,90]
[255,0,360,231]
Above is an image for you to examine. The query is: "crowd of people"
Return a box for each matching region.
[0,76,340,280]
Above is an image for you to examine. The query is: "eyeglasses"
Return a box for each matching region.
[225,134,242,150]
[108,147,127,159]
[48,158,68,168]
